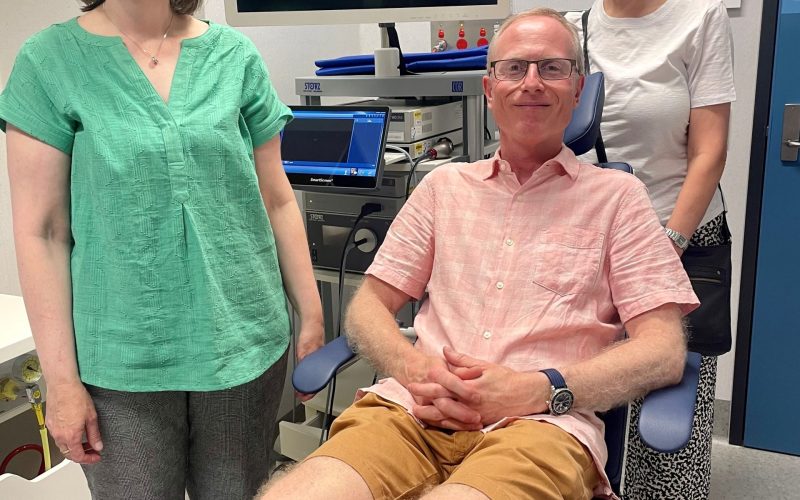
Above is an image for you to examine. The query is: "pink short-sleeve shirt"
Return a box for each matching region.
[362,146,699,498]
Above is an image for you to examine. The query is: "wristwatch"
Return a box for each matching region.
[664,227,689,251]
[540,368,574,416]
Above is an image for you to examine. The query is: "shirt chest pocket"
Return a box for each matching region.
[530,227,605,296]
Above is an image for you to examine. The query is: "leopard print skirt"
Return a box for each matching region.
[622,213,728,499]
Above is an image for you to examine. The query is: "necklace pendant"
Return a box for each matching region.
[151,56,159,66]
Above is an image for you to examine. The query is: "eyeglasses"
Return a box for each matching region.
[490,58,576,81]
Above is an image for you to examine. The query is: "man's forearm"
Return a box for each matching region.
[558,306,687,412]
[560,332,686,412]
[344,283,421,385]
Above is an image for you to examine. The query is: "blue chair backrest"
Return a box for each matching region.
[564,72,632,177]
[563,71,630,494]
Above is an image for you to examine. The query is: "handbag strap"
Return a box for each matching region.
[717,184,732,240]
[581,9,591,73]
[580,9,609,164]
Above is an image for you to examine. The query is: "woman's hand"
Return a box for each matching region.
[45,379,103,464]
[294,321,325,401]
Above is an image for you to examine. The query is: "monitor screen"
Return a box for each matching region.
[225,0,510,26]
[281,105,391,192]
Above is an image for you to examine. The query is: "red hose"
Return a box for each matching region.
[0,443,45,476]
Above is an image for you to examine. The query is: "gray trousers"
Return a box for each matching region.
[81,349,288,500]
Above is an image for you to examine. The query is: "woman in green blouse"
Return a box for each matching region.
[0,0,324,497]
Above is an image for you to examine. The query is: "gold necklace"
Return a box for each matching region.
[103,8,174,66]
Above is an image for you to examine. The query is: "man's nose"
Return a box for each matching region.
[520,63,545,88]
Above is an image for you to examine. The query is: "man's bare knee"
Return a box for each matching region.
[256,456,372,500]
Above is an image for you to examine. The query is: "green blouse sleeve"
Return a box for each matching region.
[0,39,76,154]
[240,40,292,148]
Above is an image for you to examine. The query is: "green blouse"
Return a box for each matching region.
[0,18,293,391]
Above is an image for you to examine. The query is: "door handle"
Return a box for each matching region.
[781,104,800,161]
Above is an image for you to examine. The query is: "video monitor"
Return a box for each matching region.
[281,105,391,192]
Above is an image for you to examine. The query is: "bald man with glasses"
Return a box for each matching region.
[261,8,697,500]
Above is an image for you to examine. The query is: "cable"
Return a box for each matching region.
[0,443,44,476]
[384,144,413,166]
[26,385,51,471]
[406,155,429,200]
[335,203,382,339]
[320,202,382,445]
[405,138,454,199]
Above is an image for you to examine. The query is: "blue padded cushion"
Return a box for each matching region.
[407,55,487,72]
[317,64,376,76]
[292,336,357,395]
[638,352,703,453]
[315,47,488,68]
[564,72,604,156]
[601,162,633,174]
[315,54,488,76]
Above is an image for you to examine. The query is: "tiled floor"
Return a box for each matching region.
[709,400,800,499]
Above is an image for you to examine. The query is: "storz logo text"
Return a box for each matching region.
[451,81,464,93]
[304,82,322,93]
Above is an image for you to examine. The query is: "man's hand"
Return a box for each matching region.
[402,352,484,431]
[294,321,325,401]
[46,379,103,465]
[410,347,550,426]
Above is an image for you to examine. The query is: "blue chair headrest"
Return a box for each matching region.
[564,72,605,156]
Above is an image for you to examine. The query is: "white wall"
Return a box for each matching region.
[0,0,764,401]
[0,1,82,296]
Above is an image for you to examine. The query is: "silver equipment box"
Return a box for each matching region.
[391,128,463,160]
[350,98,463,143]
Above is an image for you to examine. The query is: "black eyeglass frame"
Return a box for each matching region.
[490,58,578,81]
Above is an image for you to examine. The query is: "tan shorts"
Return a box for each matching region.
[307,393,599,499]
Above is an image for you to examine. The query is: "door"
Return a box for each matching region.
[731,0,800,455]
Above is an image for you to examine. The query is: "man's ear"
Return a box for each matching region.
[573,74,585,105]
[483,74,494,108]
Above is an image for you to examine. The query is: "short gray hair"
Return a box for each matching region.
[487,8,584,77]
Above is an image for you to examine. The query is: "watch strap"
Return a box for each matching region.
[540,368,567,389]
[664,227,689,250]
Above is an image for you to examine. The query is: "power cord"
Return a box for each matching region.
[320,201,382,445]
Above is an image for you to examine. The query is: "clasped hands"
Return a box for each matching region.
[404,346,549,431]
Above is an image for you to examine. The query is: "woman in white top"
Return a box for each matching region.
[567,0,735,498]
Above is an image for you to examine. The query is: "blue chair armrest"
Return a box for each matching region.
[292,336,357,395]
[638,352,702,453]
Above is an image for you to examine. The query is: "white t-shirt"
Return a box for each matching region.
[566,0,736,226]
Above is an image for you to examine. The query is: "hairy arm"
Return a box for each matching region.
[254,135,324,366]
[558,303,687,411]
[666,103,731,251]
[345,276,436,386]
[7,124,101,463]
[346,276,482,429]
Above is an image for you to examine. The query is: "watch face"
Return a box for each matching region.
[551,389,574,415]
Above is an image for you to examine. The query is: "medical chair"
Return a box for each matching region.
[290,72,703,496]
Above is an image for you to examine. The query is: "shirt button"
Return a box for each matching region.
[496,282,504,290]
[483,331,492,339]
[505,238,514,246]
